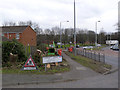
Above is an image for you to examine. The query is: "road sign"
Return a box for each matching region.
[22,55,37,70]
[43,56,62,64]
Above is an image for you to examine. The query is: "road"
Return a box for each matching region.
[102,46,118,69]
[3,51,118,88]
[4,72,118,88]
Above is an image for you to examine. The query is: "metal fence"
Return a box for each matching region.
[76,49,105,63]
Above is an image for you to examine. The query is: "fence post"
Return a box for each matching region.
[84,49,86,56]
[94,52,96,61]
[88,51,90,58]
[103,54,105,63]
[99,53,100,62]
[91,51,92,59]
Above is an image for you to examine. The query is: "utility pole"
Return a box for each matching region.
[95,21,100,46]
[60,22,62,48]
[74,0,76,56]
[60,21,69,48]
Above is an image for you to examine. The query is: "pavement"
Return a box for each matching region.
[2,51,118,88]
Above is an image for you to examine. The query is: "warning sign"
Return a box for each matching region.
[22,55,37,70]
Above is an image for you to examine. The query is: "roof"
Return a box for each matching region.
[1,26,28,33]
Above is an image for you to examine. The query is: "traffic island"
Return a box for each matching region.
[2,58,70,74]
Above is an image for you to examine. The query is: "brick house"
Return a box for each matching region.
[1,26,36,46]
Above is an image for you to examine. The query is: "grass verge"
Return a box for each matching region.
[64,51,112,74]
[86,46,106,51]
[2,58,70,74]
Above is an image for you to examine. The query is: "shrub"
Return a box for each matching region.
[33,53,41,63]
[2,39,27,64]
[37,44,47,52]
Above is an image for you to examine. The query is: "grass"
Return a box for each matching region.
[2,58,70,74]
[0,69,2,74]
[86,46,106,51]
[2,66,70,75]
[64,51,112,74]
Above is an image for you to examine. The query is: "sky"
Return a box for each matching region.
[0,0,119,33]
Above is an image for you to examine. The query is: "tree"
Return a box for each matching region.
[2,21,16,26]
[87,30,95,44]
[98,30,106,44]
[51,26,60,35]
[2,39,27,63]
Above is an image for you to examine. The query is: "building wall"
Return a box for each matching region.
[8,33,15,39]
[2,26,36,46]
[20,26,36,46]
[3,33,22,41]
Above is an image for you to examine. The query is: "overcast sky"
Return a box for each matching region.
[0,0,119,33]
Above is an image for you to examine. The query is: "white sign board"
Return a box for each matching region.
[23,67,37,70]
[43,56,62,64]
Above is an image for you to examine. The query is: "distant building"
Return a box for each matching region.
[106,40,118,45]
[1,26,36,46]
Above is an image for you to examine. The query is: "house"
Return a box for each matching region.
[2,36,11,42]
[1,26,36,46]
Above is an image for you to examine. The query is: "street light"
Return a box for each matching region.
[95,20,100,46]
[74,0,76,56]
[60,21,69,48]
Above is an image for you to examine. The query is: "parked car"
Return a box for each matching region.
[49,44,53,48]
[76,45,80,48]
[96,44,101,47]
[83,46,93,49]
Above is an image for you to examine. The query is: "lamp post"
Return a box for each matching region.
[95,21,100,46]
[74,0,76,56]
[60,21,69,48]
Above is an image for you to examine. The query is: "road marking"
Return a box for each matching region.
[76,67,87,70]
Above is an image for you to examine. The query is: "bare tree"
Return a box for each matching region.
[2,21,16,26]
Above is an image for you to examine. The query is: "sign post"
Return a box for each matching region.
[45,64,47,72]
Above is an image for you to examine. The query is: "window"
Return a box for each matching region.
[2,33,4,36]
[16,33,19,39]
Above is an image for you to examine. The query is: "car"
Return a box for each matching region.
[57,42,61,45]
[96,44,101,47]
[49,44,53,48]
[112,44,119,51]
[110,45,113,49]
[76,45,80,48]
[83,46,93,49]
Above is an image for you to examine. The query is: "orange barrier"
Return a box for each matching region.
[68,47,73,52]
[58,49,62,56]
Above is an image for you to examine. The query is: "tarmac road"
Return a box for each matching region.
[2,52,118,88]
[4,71,117,88]
[102,46,118,69]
